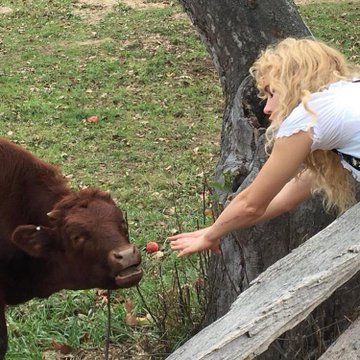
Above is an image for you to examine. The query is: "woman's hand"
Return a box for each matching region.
[168,227,221,257]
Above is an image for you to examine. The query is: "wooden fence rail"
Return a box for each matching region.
[318,317,360,360]
[166,202,360,360]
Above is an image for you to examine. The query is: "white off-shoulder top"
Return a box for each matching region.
[276,80,360,181]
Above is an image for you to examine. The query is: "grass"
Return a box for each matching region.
[299,1,359,62]
[0,0,359,358]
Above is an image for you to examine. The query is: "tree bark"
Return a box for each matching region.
[178,0,359,358]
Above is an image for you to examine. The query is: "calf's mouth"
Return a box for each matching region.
[115,265,143,287]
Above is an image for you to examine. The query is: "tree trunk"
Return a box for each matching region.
[178,0,358,358]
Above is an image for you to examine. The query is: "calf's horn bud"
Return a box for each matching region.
[47,210,61,219]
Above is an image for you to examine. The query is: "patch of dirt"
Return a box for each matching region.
[118,33,176,54]
[141,33,173,52]
[171,12,189,21]
[72,0,118,24]
[75,38,113,46]
[72,0,170,24]
[121,0,169,9]
[0,7,13,15]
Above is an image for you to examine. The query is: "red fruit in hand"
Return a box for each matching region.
[146,241,159,253]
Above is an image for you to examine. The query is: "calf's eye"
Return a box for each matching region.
[71,235,86,248]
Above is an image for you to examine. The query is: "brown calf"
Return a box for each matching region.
[0,138,142,358]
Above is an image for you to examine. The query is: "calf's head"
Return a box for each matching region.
[11,189,142,292]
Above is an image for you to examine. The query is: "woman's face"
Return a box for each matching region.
[263,85,279,121]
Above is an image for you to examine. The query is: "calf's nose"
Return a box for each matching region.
[108,244,141,269]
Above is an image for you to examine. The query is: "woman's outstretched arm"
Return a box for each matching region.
[255,168,314,224]
[169,131,313,256]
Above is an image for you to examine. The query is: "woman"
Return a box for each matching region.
[169,37,360,257]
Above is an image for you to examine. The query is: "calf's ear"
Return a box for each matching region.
[11,225,58,257]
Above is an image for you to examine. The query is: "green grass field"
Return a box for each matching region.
[0,0,359,358]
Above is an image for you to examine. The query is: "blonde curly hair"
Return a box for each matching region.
[250,37,359,213]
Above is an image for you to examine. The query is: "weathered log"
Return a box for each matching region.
[166,202,360,360]
[318,317,360,360]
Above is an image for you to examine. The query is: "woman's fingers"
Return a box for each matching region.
[170,241,186,250]
[168,233,189,240]
[170,237,195,254]
[170,237,193,249]
[177,242,199,257]
[170,234,221,257]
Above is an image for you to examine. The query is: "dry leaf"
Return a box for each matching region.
[79,332,90,344]
[204,208,213,217]
[151,250,164,260]
[125,313,138,327]
[124,298,138,326]
[124,298,152,327]
[124,298,133,312]
[95,289,109,305]
[137,314,152,326]
[86,115,99,123]
[170,228,178,235]
[51,339,72,355]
